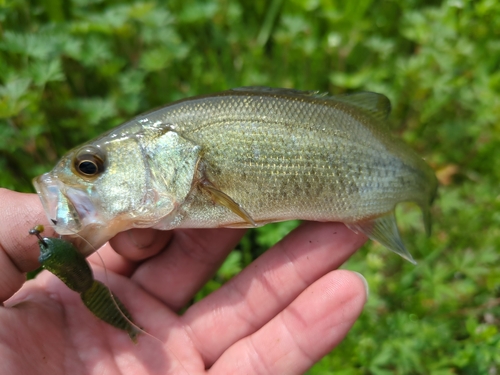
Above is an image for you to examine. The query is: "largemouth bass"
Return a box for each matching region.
[33,87,437,263]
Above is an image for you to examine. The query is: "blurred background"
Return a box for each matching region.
[1,0,499,373]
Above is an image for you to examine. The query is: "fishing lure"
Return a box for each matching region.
[29,225,140,341]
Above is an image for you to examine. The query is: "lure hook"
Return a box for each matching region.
[29,225,47,246]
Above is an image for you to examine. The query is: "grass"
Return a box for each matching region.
[1,0,499,373]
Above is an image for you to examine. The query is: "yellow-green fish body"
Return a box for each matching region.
[34,87,437,262]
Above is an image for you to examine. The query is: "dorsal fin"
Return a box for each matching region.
[231,87,391,122]
[231,86,326,98]
[335,92,391,122]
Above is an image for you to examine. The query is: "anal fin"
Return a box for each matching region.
[201,182,256,227]
[346,212,416,264]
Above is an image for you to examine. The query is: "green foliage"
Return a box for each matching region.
[1,0,499,373]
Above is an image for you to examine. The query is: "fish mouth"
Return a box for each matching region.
[33,173,97,236]
[33,173,128,256]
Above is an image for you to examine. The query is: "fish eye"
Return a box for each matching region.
[73,147,106,178]
[78,160,98,175]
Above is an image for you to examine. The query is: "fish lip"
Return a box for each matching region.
[33,173,97,236]
[33,173,63,229]
[33,173,119,256]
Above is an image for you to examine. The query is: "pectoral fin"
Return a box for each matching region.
[346,212,416,264]
[201,182,256,226]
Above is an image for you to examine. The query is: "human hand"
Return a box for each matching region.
[0,188,368,375]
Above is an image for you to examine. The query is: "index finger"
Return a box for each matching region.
[0,189,52,301]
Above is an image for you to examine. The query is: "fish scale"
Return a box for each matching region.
[34,87,437,263]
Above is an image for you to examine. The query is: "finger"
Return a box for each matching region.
[131,228,246,311]
[88,229,175,277]
[0,189,53,301]
[209,270,368,375]
[183,221,366,365]
[87,242,138,277]
[0,247,26,303]
[109,228,174,262]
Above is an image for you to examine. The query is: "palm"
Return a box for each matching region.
[1,271,204,375]
[0,190,368,375]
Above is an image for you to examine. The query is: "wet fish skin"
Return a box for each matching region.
[33,87,438,262]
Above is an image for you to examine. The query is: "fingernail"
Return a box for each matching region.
[127,229,158,249]
[353,271,369,298]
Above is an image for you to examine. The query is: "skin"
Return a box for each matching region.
[0,188,368,375]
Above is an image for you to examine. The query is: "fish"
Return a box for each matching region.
[33,87,438,263]
[29,225,140,341]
